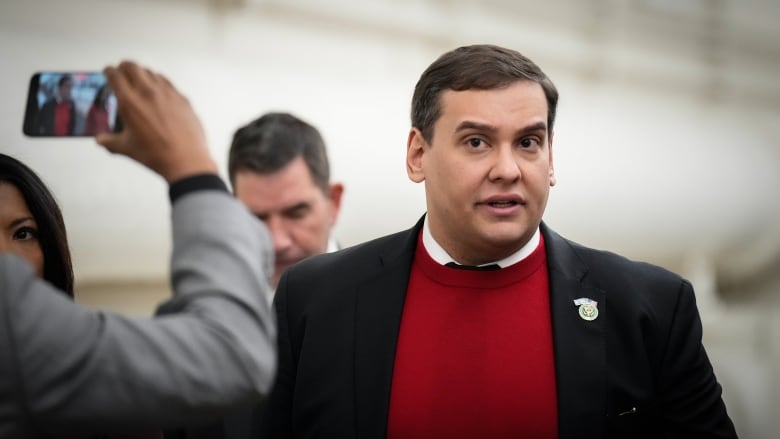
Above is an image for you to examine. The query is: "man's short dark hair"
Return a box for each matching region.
[411,44,559,143]
[58,75,73,88]
[228,112,331,192]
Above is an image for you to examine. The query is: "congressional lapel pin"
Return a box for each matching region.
[573,297,599,321]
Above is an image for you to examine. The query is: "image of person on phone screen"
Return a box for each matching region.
[85,84,113,135]
[35,75,76,136]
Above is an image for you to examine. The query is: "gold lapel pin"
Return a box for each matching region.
[573,297,598,321]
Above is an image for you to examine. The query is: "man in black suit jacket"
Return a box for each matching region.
[259,44,737,438]
[36,75,77,135]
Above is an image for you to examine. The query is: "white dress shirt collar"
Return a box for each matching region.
[422,215,540,268]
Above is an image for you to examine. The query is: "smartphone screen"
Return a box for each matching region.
[23,71,122,137]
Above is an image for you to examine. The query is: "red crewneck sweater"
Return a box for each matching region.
[387,233,558,439]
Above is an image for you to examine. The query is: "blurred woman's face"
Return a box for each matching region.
[0,182,44,277]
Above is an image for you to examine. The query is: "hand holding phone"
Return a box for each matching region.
[23,71,123,137]
[96,61,217,183]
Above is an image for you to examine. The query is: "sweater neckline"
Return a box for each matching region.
[413,231,547,290]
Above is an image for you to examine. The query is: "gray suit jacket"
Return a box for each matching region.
[0,190,277,438]
[260,217,737,438]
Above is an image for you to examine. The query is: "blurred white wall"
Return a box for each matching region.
[1,0,778,436]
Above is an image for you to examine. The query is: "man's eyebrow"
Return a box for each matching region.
[253,201,311,219]
[454,120,497,133]
[454,120,547,135]
[518,121,547,134]
[282,202,311,214]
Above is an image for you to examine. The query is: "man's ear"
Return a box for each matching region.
[548,132,556,187]
[406,128,427,183]
[327,182,344,225]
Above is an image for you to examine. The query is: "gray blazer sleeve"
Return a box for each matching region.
[0,190,277,438]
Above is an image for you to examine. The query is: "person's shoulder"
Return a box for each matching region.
[571,239,682,283]
[554,235,697,325]
[277,227,415,306]
[545,226,689,298]
[294,228,412,278]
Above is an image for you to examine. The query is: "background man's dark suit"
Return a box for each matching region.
[259,217,737,439]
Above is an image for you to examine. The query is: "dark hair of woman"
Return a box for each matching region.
[92,84,109,108]
[0,153,74,296]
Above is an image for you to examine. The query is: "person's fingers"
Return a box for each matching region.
[103,65,122,97]
[146,68,165,84]
[94,132,110,145]
[149,71,183,106]
[96,66,125,153]
[95,131,121,153]
[117,61,145,82]
[96,60,215,181]
[119,61,157,98]
[104,64,132,120]
[158,73,174,90]
[105,62,150,133]
[97,62,140,155]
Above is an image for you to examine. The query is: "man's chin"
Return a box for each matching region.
[477,229,536,254]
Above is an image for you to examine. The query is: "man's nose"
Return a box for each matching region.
[266,217,293,252]
[488,144,521,182]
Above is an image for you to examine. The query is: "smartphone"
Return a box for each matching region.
[23,71,122,137]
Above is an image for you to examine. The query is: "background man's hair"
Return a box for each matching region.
[228,112,331,192]
[58,75,73,87]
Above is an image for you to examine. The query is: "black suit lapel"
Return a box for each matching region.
[542,223,607,439]
[354,218,422,438]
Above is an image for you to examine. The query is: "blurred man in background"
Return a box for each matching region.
[164,113,344,439]
[228,112,344,293]
[36,75,76,135]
